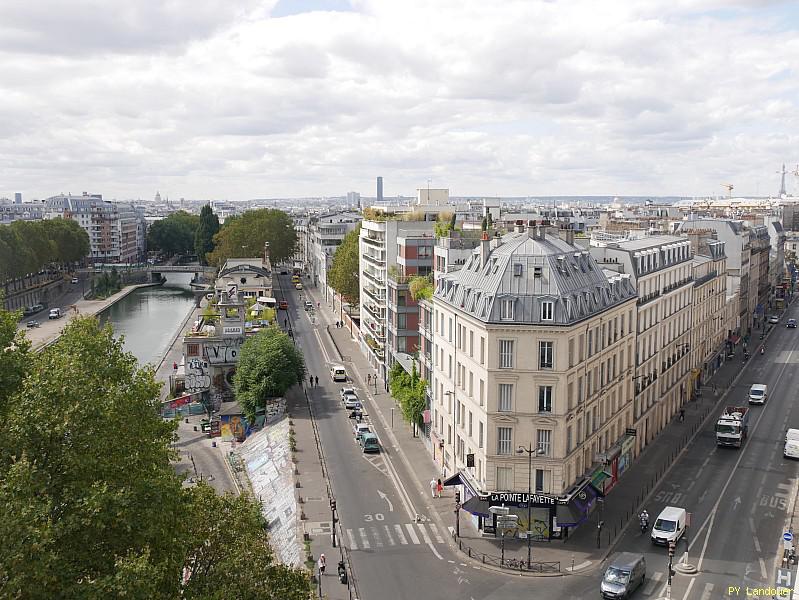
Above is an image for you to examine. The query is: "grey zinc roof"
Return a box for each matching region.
[435,231,636,326]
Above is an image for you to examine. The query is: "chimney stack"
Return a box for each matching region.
[514,219,525,234]
[480,230,490,267]
[558,224,575,246]
[263,242,271,268]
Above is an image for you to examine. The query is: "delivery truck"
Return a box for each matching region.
[715,406,749,448]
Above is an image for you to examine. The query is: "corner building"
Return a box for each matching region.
[433,224,637,539]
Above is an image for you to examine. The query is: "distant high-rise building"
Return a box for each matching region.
[377,177,383,202]
[346,191,361,208]
[14,193,22,204]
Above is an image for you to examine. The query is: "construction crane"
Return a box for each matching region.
[722,183,734,198]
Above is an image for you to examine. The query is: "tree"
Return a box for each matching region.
[388,362,427,437]
[0,298,29,418]
[234,327,306,423]
[207,209,296,267]
[408,275,433,301]
[180,484,310,600]
[481,216,488,231]
[0,316,186,598]
[328,224,361,306]
[147,211,199,256]
[194,204,220,266]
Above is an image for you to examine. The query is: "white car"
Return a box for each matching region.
[353,423,371,442]
[343,394,361,410]
[340,387,357,401]
[769,315,780,324]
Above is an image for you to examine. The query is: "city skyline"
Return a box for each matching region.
[1,0,798,200]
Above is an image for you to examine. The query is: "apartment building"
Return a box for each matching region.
[307,211,361,299]
[685,233,728,383]
[359,218,435,382]
[44,193,143,264]
[591,235,693,453]
[434,224,637,539]
[0,198,45,223]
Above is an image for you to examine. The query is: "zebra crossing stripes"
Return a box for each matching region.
[699,583,714,600]
[345,522,445,551]
[639,571,714,598]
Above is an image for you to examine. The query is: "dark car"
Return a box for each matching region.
[278,300,289,310]
[788,319,797,328]
[26,320,40,328]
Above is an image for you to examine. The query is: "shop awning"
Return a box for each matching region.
[590,469,612,494]
[442,473,464,487]
[556,480,599,527]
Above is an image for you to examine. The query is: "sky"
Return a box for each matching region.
[2,0,799,201]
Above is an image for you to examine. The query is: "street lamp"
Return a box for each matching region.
[517,443,546,570]
[330,498,337,548]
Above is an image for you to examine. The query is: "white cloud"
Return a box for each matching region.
[1,0,798,200]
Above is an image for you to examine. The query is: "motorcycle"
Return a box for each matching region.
[640,517,649,534]
[760,347,765,355]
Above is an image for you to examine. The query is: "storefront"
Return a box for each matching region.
[617,434,636,479]
[556,478,600,538]
[443,469,483,532]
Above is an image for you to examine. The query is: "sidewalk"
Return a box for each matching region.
[305,282,785,576]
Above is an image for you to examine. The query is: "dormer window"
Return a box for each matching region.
[541,301,554,321]
[500,299,515,320]
[533,266,543,278]
[513,263,523,277]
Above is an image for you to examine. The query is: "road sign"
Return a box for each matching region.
[784,531,793,542]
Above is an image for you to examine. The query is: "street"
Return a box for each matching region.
[287,272,799,599]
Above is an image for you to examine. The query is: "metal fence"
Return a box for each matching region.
[455,538,560,573]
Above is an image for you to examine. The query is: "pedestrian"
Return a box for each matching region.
[315,376,319,387]
[318,554,326,575]
[309,375,314,387]
[679,408,685,422]
[173,362,177,371]
[430,479,437,498]
[284,318,288,328]
[437,478,443,498]
[367,374,372,385]
[317,301,320,309]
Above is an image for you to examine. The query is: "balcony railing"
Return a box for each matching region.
[363,269,385,285]
[363,252,386,266]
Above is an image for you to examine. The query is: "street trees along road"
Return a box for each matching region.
[234,326,306,423]
[0,315,310,599]
[389,361,428,436]
[0,218,89,280]
[207,208,297,267]
[146,210,200,257]
[328,223,361,306]
[194,203,220,266]
[0,299,31,418]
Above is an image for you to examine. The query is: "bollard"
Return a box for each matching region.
[482,554,486,564]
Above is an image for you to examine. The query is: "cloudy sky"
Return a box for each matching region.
[2,0,798,201]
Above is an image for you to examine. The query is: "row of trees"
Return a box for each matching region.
[0,218,89,280]
[234,327,306,424]
[328,224,361,306]
[388,362,427,437]
[0,311,310,598]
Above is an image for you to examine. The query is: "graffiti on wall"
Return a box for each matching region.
[206,338,242,365]
[185,358,211,392]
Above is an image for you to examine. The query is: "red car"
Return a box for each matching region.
[278,300,288,310]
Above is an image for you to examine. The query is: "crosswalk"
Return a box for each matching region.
[345,522,446,551]
[641,573,715,598]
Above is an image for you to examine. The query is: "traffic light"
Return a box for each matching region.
[668,541,676,558]
[455,490,461,504]
[330,499,336,512]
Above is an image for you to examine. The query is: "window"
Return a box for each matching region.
[499,340,514,368]
[187,343,200,357]
[537,429,552,456]
[397,314,407,329]
[498,383,513,412]
[539,341,553,369]
[469,330,474,356]
[538,386,553,412]
[496,466,512,490]
[468,411,473,437]
[497,427,512,454]
[566,425,573,453]
[468,371,474,397]
[479,421,484,448]
[541,301,554,321]
[500,299,514,320]
[534,469,549,493]
[513,263,523,277]
[480,337,485,365]
[479,379,484,406]
[448,318,452,342]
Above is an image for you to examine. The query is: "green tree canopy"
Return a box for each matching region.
[328,224,361,305]
[234,327,306,423]
[0,299,29,418]
[0,315,310,598]
[0,218,90,280]
[194,204,220,266]
[147,211,200,256]
[207,209,297,267]
[388,362,427,437]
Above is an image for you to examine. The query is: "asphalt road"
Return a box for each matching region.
[605,312,799,600]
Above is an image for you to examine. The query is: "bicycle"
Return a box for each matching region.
[504,558,522,569]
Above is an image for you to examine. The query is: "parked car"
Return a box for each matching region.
[340,386,357,400]
[304,301,313,311]
[71,277,79,284]
[295,283,303,290]
[23,303,45,316]
[26,320,40,328]
[788,319,797,328]
[278,300,289,310]
[359,432,380,453]
[353,423,371,442]
[48,308,62,320]
[280,268,289,275]
[343,394,360,410]
[769,315,780,324]
[330,365,347,382]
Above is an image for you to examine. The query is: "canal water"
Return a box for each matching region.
[98,273,196,366]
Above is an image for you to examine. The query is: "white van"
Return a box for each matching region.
[330,365,347,382]
[749,384,768,405]
[651,506,687,546]
[48,308,62,320]
[785,429,799,459]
